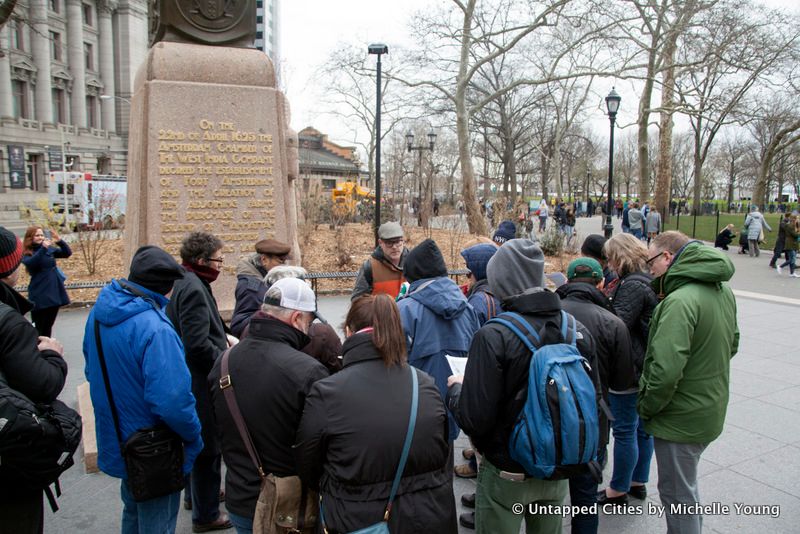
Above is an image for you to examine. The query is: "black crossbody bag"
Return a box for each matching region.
[93,283,185,502]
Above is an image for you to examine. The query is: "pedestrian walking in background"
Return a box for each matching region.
[0,226,68,534]
[83,246,202,534]
[643,232,738,534]
[768,215,785,267]
[744,206,771,257]
[564,205,577,248]
[538,199,549,233]
[598,234,658,507]
[776,213,799,277]
[166,232,232,533]
[645,207,662,244]
[295,295,457,534]
[21,226,72,337]
[627,203,644,240]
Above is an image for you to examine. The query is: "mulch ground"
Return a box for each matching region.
[17,223,576,303]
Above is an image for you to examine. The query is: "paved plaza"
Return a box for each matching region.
[42,217,800,533]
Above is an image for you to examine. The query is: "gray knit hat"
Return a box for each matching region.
[487,239,545,301]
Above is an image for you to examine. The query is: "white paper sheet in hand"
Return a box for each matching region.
[446,354,468,376]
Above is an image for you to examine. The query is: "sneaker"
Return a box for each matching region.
[777,265,783,275]
[455,463,477,478]
[791,273,800,278]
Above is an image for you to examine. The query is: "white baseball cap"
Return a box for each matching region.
[263,277,327,323]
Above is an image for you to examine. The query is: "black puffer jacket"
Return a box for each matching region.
[295,333,456,533]
[557,282,636,446]
[446,290,597,473]
[609,271,658,376]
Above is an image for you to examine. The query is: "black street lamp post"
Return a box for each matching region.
[605,88,621,239]
[406,130,437,226]
[368,43,388,245]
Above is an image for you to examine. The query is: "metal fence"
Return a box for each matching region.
[14,269,472,297]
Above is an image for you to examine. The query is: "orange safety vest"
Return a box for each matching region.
[370,257,405,298]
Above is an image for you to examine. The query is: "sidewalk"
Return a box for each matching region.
[41,225,800,533]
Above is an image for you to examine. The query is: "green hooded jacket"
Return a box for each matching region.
[638,241,739,444]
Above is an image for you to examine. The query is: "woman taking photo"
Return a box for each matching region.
[295,294,456,533]
[597,233,659,506]
[21,225,72,336]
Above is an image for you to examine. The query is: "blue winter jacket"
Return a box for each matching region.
[466,279,502,326]
[21,241,72,309]
[83,279,203,479]
[397,277,480,441]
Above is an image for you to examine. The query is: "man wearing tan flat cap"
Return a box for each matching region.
[230,239,291,337]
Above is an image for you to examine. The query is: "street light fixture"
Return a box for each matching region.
[368,43,388,246]
[406,129,437,226]
[99,94,132,105]
[604,87,621,238]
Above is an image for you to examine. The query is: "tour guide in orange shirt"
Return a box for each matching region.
[351,222,408,300]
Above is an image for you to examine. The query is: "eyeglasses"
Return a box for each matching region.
[382,239,405,248]
[646,251,665,265]
[207,257,224,264]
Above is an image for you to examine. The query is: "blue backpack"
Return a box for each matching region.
[487,310,600,480]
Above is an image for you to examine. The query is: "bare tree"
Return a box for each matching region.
[394,0,626,234]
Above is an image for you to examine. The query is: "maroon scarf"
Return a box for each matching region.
[182,262,220,284]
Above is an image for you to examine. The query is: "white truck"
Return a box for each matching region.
[48,172,127,228]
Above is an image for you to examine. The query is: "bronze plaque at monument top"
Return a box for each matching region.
[150,0,255,47]
[125,42,301,312]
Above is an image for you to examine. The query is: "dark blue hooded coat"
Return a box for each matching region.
[397,277,480,441]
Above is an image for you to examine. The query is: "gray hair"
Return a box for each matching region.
[260,284,294,318]
[264,265,307,285]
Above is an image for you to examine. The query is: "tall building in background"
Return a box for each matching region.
[255,0,280,79]
[0,0,147,229]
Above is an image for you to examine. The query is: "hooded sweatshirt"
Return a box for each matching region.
[397,276,480,440]
[639,242,739,443]
[83,279,203,478]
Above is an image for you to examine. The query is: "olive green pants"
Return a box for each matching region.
[475,459,568,534]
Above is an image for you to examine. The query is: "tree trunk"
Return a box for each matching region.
[457,106,485,234]
[637,73,655,204]
[654,69,676,222]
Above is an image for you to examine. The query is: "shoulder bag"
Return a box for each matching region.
[219,348,318,533]
[320,366,419,534]
[94,305,184,502]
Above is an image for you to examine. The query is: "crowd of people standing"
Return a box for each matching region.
[0,214,740,534]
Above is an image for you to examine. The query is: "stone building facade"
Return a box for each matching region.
[0,0,146,199]
[297,126,362,193]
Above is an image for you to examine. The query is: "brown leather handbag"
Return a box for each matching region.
[219,348,317,533]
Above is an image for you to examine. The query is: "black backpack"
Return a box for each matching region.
[0,305,82,511]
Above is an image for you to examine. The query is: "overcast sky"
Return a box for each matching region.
[280,0,798,151]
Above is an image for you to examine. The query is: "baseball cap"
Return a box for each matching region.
[378,222,404,240]
[263,277,327,323]
[567,257,603,281]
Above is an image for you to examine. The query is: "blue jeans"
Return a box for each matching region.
[608,392,654,492]
[229,511,254,534]
[780,249,797,274]
[631,228,643,240]
[120,480,180,534]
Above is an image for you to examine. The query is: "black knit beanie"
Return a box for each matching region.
[128,246,185,295]
[403,238,448,283]
[0,226,23,279]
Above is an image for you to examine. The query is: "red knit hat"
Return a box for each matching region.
[0,227,24,279]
